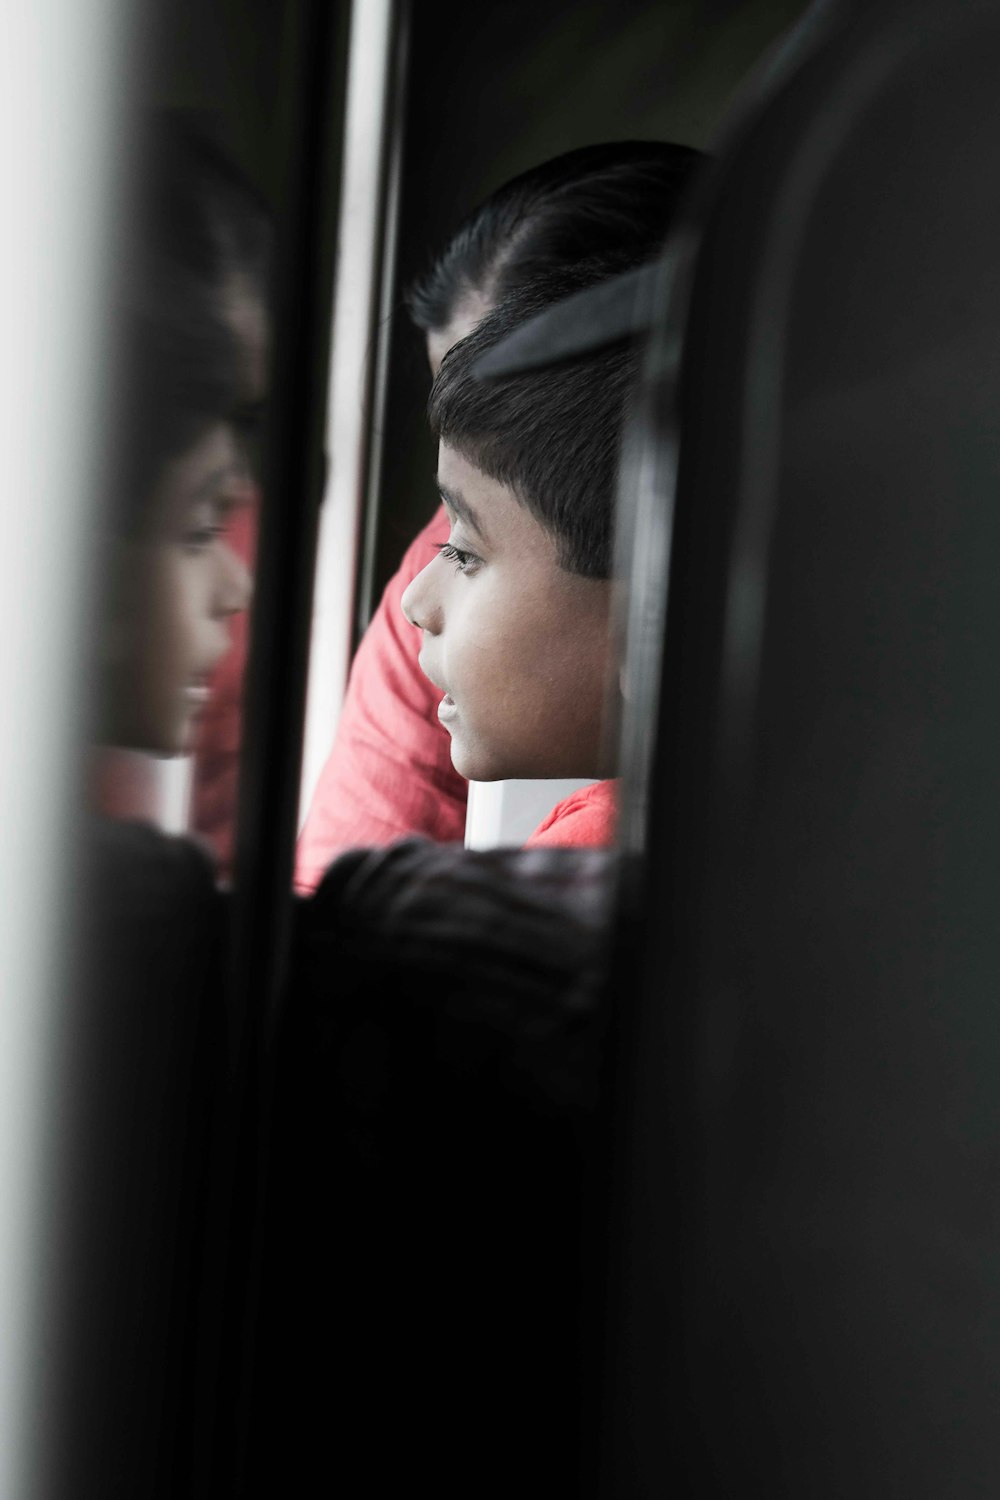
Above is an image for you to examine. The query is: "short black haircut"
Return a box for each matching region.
[112,111,272,534]
[407,140,703,334]
[428,270,640,580]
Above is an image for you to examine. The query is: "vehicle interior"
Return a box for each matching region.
[5,0,1000,1494]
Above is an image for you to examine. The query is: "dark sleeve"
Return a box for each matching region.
[58,818,225,1497]
[258,839,618,1497]
[294,836,615,1113]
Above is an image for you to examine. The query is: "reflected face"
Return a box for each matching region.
[401,442,614,782]
[106,422,253,755]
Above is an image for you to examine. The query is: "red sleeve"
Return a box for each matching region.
[523,779,618,850]
[295,506,468,892]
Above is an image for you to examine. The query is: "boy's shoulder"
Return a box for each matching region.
[524,778,618,850]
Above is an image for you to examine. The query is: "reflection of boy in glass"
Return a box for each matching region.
[99,117,267,778]
[104,422,252,755]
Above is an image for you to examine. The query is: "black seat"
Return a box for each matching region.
[609,1,1000,1491]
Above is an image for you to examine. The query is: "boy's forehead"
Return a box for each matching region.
[436,442,495,540]
[437,441,557,557]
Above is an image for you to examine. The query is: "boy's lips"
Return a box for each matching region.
[418,651,458,723]
[184,670,213,708]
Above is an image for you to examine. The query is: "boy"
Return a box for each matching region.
[295,142,700,886]
[98,118,265,776]
[401,271,640,846]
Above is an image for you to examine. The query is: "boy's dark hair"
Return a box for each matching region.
[137,111,271,302]
[428,269,640,580]
[407,140,702,334]
[113,112,272,533]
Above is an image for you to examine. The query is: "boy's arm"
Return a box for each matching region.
[295,507,468,893]
[292,837,614,1111]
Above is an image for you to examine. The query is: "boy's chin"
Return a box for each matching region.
[449,742,574,785]
[447,723,610,783]
[450,751,495,783]
[448,737,506,784]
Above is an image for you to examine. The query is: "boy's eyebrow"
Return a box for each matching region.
[436,478,488,542]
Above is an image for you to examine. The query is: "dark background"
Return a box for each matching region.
[146,0,811,607]
[372,0,809,605]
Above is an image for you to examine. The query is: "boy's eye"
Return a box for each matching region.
[435,541,481,575]
[181,509,225,552]
[181,524,225,553]
[180,497,235,553]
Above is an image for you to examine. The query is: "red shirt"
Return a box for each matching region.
[295,507,468,892]
[524,779,618,849]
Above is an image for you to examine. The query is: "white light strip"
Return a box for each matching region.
[157,757,195,835]
[465,779,597,850]
[0,0,125,1491]
[298,0,397,828]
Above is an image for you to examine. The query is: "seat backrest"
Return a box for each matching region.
[610,2,1000,1491]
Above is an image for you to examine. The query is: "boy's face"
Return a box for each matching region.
[105,421,252,755]
[401,442,615,782]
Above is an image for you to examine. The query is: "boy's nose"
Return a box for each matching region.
[400,560,441,634]
[216,542,253,617]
